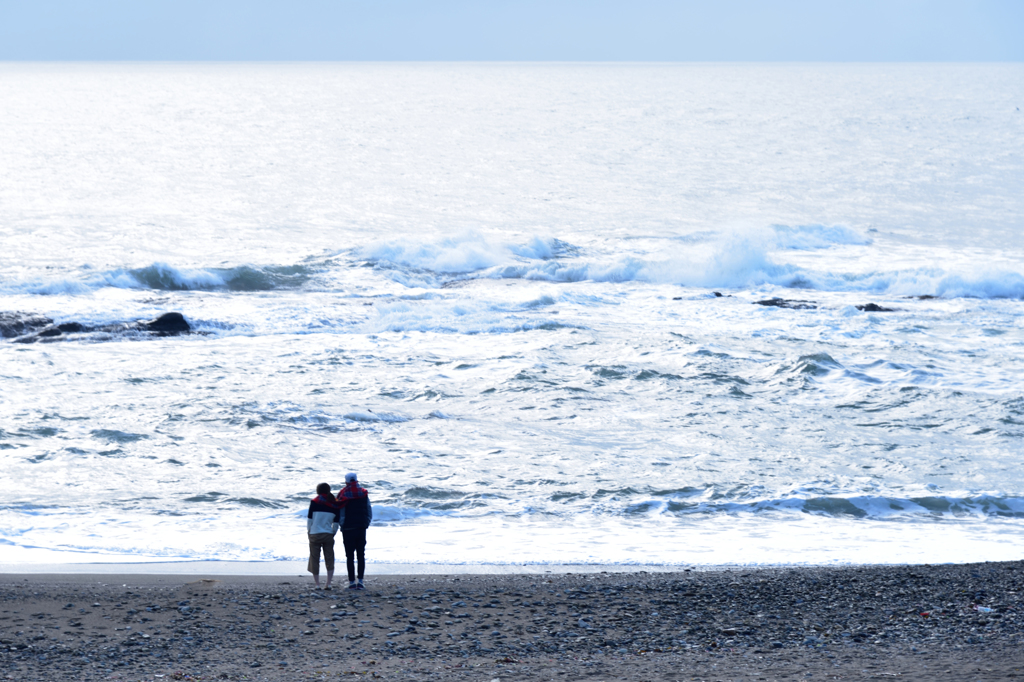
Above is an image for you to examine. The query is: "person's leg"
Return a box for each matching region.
[323,537,335,589]
[307,535,322,586]
[342,530,357,585]
[356,529,367,584]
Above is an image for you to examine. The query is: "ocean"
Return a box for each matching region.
[1,62,1022,567]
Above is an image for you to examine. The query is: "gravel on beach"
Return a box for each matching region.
[2,561,1023,681]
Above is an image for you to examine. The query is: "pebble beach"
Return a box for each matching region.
[3,562,1023,681]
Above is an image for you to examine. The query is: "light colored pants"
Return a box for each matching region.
[307,533,335,574]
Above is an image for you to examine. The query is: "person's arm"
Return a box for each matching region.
[307,501,314,534]
[337,504,346,529]
[367,497,372,525]
[332,505,341,535]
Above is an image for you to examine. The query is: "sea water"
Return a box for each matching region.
[1,63,1022,567]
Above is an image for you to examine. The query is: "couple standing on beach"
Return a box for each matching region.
[307,472,373,590]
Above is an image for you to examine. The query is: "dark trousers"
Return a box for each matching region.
[342,528,366,582]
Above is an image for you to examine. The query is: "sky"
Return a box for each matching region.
[0,0,1022,61]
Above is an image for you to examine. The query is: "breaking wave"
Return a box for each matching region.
[358,229,1024,299]
[124,263,315,291]
[5,227,1023,300]
[619,492,1024,520]
[11,262,317,294]
[358,233,577,274]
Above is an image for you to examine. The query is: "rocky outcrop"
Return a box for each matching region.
[0,312,54,339]
[106,312,191,336]
[138,312,190,334]
[5,312,191,343]
[754,297,818,310]
[752,299,897,312]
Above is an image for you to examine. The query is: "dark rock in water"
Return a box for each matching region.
[908,295,938,300]
[6,312,190,343]
[12,321,90,343]
[856,303,896,312]
[13,327,59,343]
[0,312,54,338]
[139,312,190,335]
[98,312,190,337]
[754,298,818,310]
[713,291,723,297]
[672,297,682,301]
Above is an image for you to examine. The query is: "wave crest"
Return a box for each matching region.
[124,263,314,291]
[13,262,316,295]
[698,493,1024,519]
[358,232,579,277]
[5,226,1023,300]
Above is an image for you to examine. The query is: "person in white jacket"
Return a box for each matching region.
[306,482,340,589]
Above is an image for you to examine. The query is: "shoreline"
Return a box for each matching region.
[0,556,1008,577]
[2,561,1022,680]
[0,561,691,577]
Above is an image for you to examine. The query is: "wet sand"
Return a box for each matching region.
[2,561,1023,681]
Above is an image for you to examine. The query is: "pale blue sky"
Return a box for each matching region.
[1,0,1021,61]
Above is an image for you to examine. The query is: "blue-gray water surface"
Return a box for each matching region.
[1,63,1022,565]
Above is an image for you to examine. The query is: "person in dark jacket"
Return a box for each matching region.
[306,482,340,590]
[336,472,372,589]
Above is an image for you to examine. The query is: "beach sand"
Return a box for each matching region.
[2,561,1022,681]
